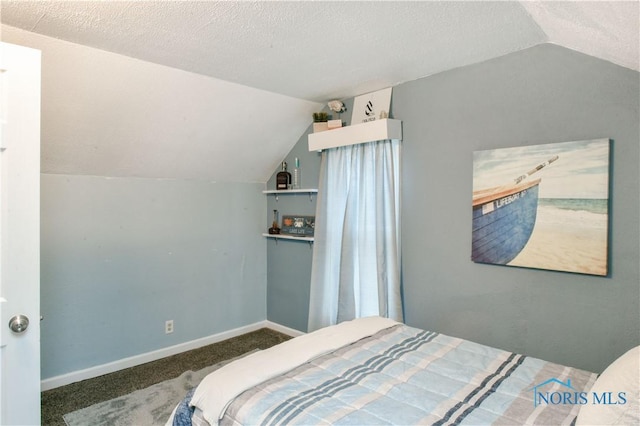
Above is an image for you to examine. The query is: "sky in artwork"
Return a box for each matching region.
[473,139,610,199]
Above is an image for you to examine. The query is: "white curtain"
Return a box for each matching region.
[308,139,403,332]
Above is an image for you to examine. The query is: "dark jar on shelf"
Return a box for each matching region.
[268,209,280,234]
[276,161,291,190]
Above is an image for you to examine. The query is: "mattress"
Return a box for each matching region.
[170,317,600,426]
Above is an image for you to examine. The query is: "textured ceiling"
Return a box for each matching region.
[520,1,639,72]
[4,1,638,102]
[0,1,638,182]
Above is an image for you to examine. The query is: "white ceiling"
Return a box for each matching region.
[1,1,638,182]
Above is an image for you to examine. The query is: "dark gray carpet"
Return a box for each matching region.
[42,328,291,426]
[63,350,258,426]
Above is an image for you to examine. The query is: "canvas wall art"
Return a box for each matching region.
[472,139,610,276]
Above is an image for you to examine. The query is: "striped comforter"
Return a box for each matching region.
[218,324,596,425]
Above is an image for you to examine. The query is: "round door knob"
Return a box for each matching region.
[9,315,29,334]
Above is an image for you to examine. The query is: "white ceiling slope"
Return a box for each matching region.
[0,1,638,182]
[520,1,639,72]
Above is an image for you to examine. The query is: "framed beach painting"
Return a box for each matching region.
[472,139,610,276]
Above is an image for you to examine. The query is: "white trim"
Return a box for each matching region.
[264,320,306,337]
[40,320,304,391]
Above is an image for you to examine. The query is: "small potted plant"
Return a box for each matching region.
[312,112,329,133]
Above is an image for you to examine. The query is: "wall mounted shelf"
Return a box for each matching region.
[307,118,402,152]
[263,188,318,202]
[263,233,314,247]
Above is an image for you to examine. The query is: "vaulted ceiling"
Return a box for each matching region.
[1,1,638,182]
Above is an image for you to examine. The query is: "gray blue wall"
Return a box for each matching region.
[267,44,639,374]
[41,43,638,379]
[397,44,639,374]
[41,175,266,378]
[265,131,322,332]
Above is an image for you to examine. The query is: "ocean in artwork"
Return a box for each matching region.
[539,198,608,215]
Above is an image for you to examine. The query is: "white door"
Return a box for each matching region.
[0,42,41,425]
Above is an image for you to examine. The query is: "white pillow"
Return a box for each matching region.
[576,345,639,425]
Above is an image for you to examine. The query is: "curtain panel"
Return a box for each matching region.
[308,139,402,332]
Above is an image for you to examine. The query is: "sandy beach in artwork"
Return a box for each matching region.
[509,203,608,275]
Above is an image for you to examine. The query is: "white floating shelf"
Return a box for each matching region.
[308,119,402,151]
[262,233,314,243]
[262,189,318,194]
[263,188,317,201]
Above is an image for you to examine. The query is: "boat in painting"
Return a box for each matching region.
[472,179,541,264]
[472,156,558,265]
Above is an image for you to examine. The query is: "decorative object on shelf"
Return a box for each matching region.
[313,123,329,133]
[312,112,329,133]
[276,161,291,190]
[328,100,346,129]
[351,87,392,124]
[268,209,281,234]
[281,215,315,237]
[293,157,301,189]
[327,120,342,130]
[328,100,346,115]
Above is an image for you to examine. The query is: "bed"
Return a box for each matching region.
[167,317,639,426]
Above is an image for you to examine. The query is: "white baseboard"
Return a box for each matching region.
[264,320,306,337]
[40,320,305,391]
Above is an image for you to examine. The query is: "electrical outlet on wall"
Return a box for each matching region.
[165,320,174,334]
